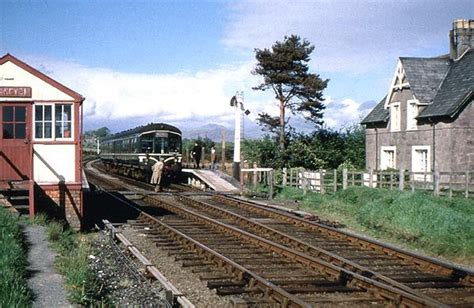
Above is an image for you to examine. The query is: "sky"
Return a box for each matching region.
[0,0,472,134]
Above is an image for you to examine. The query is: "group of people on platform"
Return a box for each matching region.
[191,142,217,170]
[150,141,218,192]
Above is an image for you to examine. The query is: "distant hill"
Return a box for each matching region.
[181,122,264,141]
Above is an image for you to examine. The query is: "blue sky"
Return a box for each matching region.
[1,0,472,133]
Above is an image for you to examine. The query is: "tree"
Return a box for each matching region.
[253,35,329,150]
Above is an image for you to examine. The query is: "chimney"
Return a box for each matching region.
[449,19,474,59]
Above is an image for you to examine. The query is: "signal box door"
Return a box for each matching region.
[0,104,32,181]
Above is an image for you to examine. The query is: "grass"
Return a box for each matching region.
[0,208,32,307]
[40,220,108,306]
[274,186,474,265]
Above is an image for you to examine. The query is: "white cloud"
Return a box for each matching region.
[24,55,376,132]
[27,56,268,127]
[324,98,369,129]
[223,0,472,74]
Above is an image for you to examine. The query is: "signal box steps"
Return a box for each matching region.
[0,188,30,215]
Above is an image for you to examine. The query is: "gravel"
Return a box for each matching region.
[121,225,233,307]
[89,231,170,307]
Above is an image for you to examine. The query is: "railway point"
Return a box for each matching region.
[0,53,85,229]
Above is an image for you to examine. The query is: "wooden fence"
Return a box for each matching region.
[240,167,474,199]
[282,168,473,199]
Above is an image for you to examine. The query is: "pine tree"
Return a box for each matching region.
[253,35,328,150]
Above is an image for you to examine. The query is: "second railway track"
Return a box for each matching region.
[84,162,474,307]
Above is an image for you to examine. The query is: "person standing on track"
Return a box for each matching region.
[191,142,202,169]
[150,159,164,192]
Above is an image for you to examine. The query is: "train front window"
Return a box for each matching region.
[168,134,181,153]
[141,136,153,153]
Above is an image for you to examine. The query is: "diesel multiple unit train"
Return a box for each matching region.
[100,123,182,185]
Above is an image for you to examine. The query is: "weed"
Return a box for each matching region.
[274,186,474,262]
[0,208,32,306]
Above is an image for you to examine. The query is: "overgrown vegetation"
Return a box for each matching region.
[0,208,32,306]
[43,220,108,305]
[275,186,474,262]
[243,124,365,170]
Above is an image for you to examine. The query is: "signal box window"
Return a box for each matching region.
[34,104,73,140]
[35,105,53,139]
[2,106,26,139]
[55,104,72,139]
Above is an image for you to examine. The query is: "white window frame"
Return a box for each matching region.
[33,103,74,141]
[380,146,396,170]
[412,145,431,181]
[390,102,401,132]
[54,104,74,140]
[406,99,419,131]
[33,104,54,141]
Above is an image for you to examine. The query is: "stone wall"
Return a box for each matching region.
[366,87,473,172]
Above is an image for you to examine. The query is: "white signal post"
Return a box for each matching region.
[231,91,244,180]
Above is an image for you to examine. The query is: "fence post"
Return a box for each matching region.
[319,169,325,194]
[399,168,404,191]
[302,171,307,195]
[342,168,348,190]
[333,169,337,192]
[252,163,258,189]
[282,168,287,186]
[290,168,293,186]
[449,172,453,198]
[369,168,373,188]
[466,171,470,199]
[433,170,440,197]
[411,172,415,192]
[268,170,273,200]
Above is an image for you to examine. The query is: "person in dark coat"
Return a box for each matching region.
[191,142,202,169]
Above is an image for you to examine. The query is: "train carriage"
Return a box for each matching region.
[100,123,182,184]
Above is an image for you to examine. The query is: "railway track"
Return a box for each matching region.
[85,161,474,306]
[177,194,473,306]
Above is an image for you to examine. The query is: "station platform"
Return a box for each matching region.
[182,169,239,192]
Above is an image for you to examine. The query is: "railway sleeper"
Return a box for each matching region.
[182,260,214,267]
[269,278,335,286]
[216,286,248,296]
[284,284,357,294]
[207,279,247,289]
[390,275,459,283]
[199,273,235,281]
[174,255,205,261]
[190,266,219,273]
[406,281,465,289]
[235,259,291,266]
[244,264,301,271]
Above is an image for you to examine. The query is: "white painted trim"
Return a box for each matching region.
[55,103,74,141]
[380,146,396,170]
[390,102,401,132]
[411,145,431,173]
[406,99,419,131]
[33,103,54,141]
[385,60,410,109]
[33,102,74,141]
